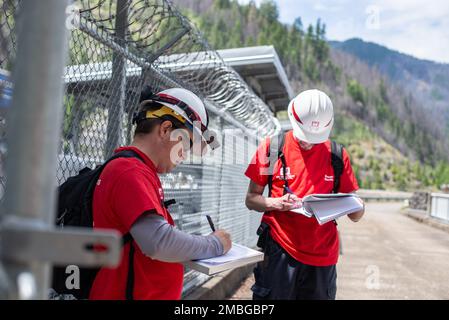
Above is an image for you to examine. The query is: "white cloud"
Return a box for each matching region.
[356,0,449,62]
[313,2,345,12]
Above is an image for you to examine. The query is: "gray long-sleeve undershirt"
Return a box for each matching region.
[130,213,224,263]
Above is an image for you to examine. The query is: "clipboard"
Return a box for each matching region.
[290,193,363,225]
[184,243,264,275]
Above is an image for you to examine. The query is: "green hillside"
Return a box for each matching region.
[173,0,449,191]
[332,111,445,191]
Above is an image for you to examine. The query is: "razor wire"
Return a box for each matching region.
[0,0,276,296]
[68,0,279,136]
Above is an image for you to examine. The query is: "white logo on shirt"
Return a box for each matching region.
[158,188,164,200]
[324,175,334,182]
[276,167,295,180]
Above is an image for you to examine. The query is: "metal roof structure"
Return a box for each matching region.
[64,45,293,118]
[217,46,294,113]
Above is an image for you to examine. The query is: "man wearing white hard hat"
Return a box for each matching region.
[89,87,231,300]
[245,89,364,300]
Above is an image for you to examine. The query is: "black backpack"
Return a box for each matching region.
[266,132,344,196]
[51,150,143,300]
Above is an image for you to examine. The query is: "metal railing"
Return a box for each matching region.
[430,193,449,223]
[357,189,412,202]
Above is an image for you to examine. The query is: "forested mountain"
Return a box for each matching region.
[172,0,449,191]
[331,38,449,138]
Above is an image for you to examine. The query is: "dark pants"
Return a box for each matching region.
[251,231,337,300]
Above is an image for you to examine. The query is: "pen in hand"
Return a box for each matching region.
[206,215,216,232]
[206,215,232,254]
[284,186,302,209]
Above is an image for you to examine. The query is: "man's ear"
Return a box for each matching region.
[159,120,173,138]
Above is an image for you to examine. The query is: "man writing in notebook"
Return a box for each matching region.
[245,89,365,300]
[89,87,232,300]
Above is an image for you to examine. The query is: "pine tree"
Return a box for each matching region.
[259,0,278,24]
[214,0,231,10]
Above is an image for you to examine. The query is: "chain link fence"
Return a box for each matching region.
[0,0,279,296]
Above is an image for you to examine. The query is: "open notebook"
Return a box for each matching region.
[291,193,363,225]
[184,243,264,275]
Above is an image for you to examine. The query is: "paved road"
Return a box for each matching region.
[229,202,449,300]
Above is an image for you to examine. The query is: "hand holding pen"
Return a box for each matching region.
[206,215,232,254]
[267,187,302,212]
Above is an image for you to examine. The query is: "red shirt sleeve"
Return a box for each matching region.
[110,167,165,232]
[245,137,271,187]
[338,148,359,193]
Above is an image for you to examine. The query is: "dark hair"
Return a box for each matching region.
[133,102,186,137]
[139,85,155,103]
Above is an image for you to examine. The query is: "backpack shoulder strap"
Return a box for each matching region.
[267,132,286,197]
[91,149,144,181]
[97,149,144,301]
[330,140,344,194]
[126,241,135,300]
[103,149,144,167]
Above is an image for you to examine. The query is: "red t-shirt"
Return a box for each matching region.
[89,146,184,300]
[245,131,359,266]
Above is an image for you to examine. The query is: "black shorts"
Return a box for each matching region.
[251,231,337,300]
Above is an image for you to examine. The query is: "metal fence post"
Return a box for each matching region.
[0,0,70,299]
[105,0,128,158]
[214,117,223,227]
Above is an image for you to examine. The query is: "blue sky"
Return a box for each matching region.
[237,0,449,63]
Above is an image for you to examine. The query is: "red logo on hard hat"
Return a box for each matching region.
[312,121,320,127]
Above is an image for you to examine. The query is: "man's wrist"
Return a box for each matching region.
[265,197,278,211]
[209,234,224,255]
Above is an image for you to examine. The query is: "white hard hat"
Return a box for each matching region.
[134,87,219,154]
[157,88,209,129]
[287,89,334,144]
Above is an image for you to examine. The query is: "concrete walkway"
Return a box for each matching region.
[229,202,449,300]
